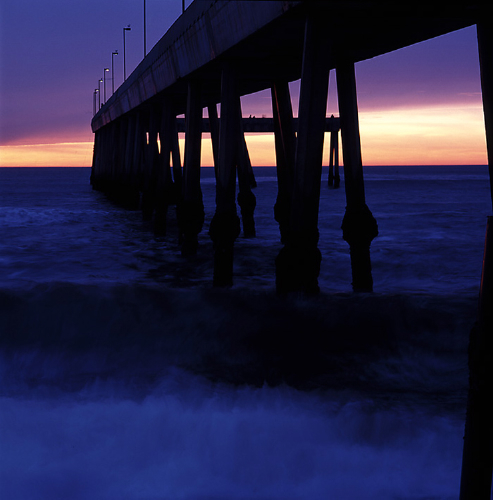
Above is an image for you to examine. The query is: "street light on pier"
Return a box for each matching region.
[111,50,118,94]
[98,78,103,109]
[123,25,131,81]
[93,90,98,116]
[103,68,110,103]
[94,89,99,115]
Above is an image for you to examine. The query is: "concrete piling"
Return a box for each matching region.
[181,81,205,255]
[209,66,241,286]
[275,13,331,295]
[460,19,493,498]
[208,103,220,179]
[328,118,340,189]
[271,81,296,246]
[90,128,100,189]
[141,108,159,220]
[153,102,176,235]
[170,114,183,201]
[336,59,378,292]
[236,119,256,238]
[124,113,137,200]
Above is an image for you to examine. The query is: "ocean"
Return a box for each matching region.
[0,165,491,499]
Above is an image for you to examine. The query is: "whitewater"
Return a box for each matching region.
[0,165,491,499]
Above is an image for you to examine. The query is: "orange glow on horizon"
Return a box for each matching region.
[358,103,487,166]
[0,142,95,167]
[0,103,487,167]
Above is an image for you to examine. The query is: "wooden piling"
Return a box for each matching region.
[181,80,205,255]
[275,13,330,294]
[336,59,378,292]
[209,66,241,286]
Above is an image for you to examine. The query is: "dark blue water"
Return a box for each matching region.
[0,166,491,499]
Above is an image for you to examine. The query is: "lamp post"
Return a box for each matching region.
[123,25,131,81]
[103,68,109,103]
[182,0,185,13]
[111,50,118,94]
[94,89,99,114]
[144,0,147,57]
[98,78,103,109]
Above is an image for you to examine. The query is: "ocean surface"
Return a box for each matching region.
[0,165,491,499]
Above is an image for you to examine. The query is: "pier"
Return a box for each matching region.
[90,1,493,495]
[91,0,491,294]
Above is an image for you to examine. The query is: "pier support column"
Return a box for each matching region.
[460,19,493,499]
[271,81,296,244]
[101,124,113,193]
[142,107,159,221]
[123,113,136,187]
[115,117,126,198]
[478,20,493,207]
[208,103,220,179]
[237,126,256,238]
[106,122,116,193]
[125,111,144,208]
[96,126,108,190]
[275,14,331,294]
[460,218,493,499]
[171,115,183,201]
[154,102,175,235]
[336,60,378,292]
[181,80,205,255]
[131,111,146,191]
[328,118,340,188]
[209,66,241,286]
[90,129,101,189]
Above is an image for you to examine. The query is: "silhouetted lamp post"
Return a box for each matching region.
[111,50,118,94]
[98,78,103,109]
[123,25,131,81]
[103,68,109,103]
[94,89,99,115]
[144,0,147,57]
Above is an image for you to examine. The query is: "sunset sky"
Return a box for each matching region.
[0,0,488,167]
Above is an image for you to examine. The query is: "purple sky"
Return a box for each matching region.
[1,0,183,146]
[0,1,485,161]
